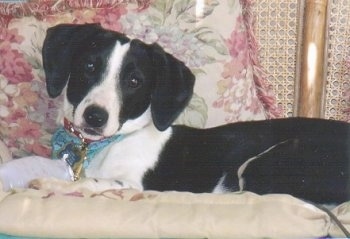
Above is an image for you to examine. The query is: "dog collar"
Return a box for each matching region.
[51,119,123,180]
[63,118,96,144]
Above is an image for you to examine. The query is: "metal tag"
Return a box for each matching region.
[58,142,87,181]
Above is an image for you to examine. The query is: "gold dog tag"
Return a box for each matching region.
[71,142,88,181]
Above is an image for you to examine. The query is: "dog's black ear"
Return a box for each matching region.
[42,23,102,98]
[150,44,195,131]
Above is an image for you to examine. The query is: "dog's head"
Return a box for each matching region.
[42,24,195,140]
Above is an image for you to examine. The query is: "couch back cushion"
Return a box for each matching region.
[0,1,279,158]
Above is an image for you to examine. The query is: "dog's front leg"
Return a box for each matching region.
[29,177,138,193]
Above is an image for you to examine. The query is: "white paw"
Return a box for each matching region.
[29,177,134,193]
[76,178,130,192]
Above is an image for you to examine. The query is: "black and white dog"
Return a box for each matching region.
[41,23,350,204]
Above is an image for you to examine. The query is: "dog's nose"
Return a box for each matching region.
[83,105,109,128]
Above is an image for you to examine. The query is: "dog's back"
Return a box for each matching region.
[143,117,350,204]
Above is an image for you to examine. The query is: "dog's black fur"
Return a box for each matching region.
[43,24,350,204]
[146,119,350,204]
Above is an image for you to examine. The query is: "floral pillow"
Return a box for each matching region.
[0,0,279,158]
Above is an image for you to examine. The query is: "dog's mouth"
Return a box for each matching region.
[81,127,103,137]
[64,118,107,141]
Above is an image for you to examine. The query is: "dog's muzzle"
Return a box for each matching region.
[82,105,109,135]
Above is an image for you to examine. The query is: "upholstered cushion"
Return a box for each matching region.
[0,0,279,158]
[0,187,346,238]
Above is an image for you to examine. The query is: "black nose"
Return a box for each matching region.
[83,105,109,128]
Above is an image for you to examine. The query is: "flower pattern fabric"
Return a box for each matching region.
[0,0,279,158]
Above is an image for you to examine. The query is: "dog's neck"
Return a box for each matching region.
[52,119,124,179]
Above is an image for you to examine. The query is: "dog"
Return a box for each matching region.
[39,23,350,204]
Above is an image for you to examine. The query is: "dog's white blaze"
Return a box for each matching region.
[58,87,73,124]
[74,41,130,138]
[85,124,172,190]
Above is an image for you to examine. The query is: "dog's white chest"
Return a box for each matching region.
[84,126,172,190]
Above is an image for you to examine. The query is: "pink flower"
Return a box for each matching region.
[0,43,34,84]
[66,0,104,8]
[13,82,39,106]
[71,10,96,24]
[13,118,41,139]
[4,108,26,124]
[135,0,152,11]
[25,142,51,158]
[226,31,248,58]
[226,17,249,59]
[94,7,128,32]
[0,28,24,43]
[0,28,33,84]
[221,60,245,79]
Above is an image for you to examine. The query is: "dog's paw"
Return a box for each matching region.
[28,179,42,190]
[28,177,134,193]
[76,178,128,192]
[28,178,72,191]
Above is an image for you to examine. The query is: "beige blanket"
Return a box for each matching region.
[0,143,349,238]
[0,185,349,238]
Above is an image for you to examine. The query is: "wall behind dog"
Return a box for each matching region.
[0,0,280,158]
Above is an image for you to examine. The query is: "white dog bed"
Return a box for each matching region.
[0,185,349,238]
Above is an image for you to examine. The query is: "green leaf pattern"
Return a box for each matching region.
[0,0,273,157]
[120,0,239,128]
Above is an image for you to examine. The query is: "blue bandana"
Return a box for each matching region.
[51,127,123,169]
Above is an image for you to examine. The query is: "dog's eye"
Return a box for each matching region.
[127,76,142,89]
[85,62,96,73]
